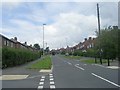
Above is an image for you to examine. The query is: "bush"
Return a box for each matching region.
[73,50,83,56]
[2,47,41,69]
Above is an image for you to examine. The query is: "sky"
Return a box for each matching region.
[1,0,118,50]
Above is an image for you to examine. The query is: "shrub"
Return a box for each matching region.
[2,47,41,69]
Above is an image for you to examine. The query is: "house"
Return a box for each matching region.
[0,34,16,48]
[0,34,39,52]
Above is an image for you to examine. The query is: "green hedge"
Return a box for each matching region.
[2,47,41,69]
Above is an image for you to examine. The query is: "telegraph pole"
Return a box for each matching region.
[97,3,102,64]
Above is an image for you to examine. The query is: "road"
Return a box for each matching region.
[1,55,120,90]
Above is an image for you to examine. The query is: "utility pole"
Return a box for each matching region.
[97,3,102,64]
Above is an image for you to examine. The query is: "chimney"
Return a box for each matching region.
[84,38,87,41]
[24,42,27,45]
[14,37,17,41]
[30,44,32,47]
[93,38,95,40]
[89,37,92,40]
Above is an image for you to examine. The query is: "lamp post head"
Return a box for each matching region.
[43,24,46,25]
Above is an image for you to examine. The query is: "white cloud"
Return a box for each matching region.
[2,2,118,49]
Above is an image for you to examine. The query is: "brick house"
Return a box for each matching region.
[0,34,16,48]
[0,34,38,52]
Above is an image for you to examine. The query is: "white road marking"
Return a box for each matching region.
[41,76,45,79]
[84,64,87,65]
[75,64,85,70]
[107,66,119,69]
[67,62,72,65]
[39,82,44,85]
[76,64,79,66]
[50,76,53,78]
[50,85,56,89]
[0,75,29,80]
[38,86,43,89]
[50,81,55,84]
[50,78,54,81]
[40,79,45,81]
[93,64,105,68]
[92,73,120,88]
[49,74,53,76]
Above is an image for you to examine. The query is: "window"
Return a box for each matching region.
[11,42,13,47]
[4,40,7,46]
[7,40,9,46]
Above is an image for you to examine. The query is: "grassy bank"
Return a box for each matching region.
[64,55,81,60]
[80,59,112,64]
[28,56,52,69]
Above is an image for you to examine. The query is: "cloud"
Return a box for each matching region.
[1,2,118,49]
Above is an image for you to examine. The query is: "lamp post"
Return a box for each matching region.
[43,24,46,56]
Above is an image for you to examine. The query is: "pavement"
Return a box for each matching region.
[1,55,120,90]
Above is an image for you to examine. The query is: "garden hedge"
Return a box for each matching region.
[2,47,41,69]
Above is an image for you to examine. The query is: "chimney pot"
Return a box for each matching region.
[85,38,87,41]
[14,37,17,41]
[89,37,92,40]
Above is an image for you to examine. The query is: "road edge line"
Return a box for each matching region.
[91,73,120,88]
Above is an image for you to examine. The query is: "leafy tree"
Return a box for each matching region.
[33,44,40,50]
[95,26,119,65]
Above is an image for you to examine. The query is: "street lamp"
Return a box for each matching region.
[43,24,46,56]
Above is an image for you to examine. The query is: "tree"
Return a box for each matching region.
[45,47,50,53]
[33,44,40,50]
[95,26,119,65]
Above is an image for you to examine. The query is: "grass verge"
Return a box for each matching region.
[64,55,81,60]
[80,59,112,64]
[28,56,52,69]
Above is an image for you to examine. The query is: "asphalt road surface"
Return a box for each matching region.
[1,55,120,90]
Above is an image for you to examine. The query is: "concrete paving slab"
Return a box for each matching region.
[0,75,29,80]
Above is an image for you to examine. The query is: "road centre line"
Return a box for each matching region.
[92,73,120,88]
[75,64,85,70]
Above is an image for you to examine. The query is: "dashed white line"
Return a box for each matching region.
[67,62,72,65]
[92,64,105,68]
[84,64,87,65]
[40,79,45,81]
[49,74,53,76]
[50,85,56,89]
[41,76,45,79]
[50,78,54,81]
[49,73,55,89]
[50,81,55,84]
[92,73,120,88]
[38,86,43,89]
[50,76,53,78]
[38,76,45,89]
[75,64,85,70]
[39,82,44,85]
